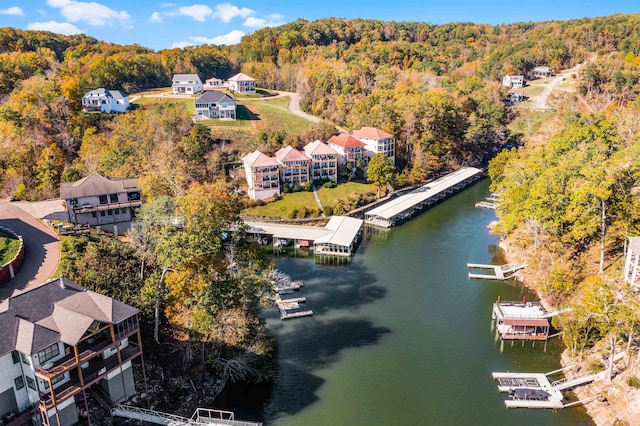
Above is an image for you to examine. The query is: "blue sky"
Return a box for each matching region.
[0,1,638,51]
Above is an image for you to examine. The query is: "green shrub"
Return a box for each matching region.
[322,181,337,189]
[289,208,298,218]
[323,206,333,216]
[296,207,308,218]
[627,376,640,389]
[303,181,313,192]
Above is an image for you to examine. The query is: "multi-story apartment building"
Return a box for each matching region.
[60,174,142,237]
[303,140,338,182]
[242,150,281,201]
[351,126,396,165]
[0,276,144,426]
[326,133,367,166]
[275,146,310,185]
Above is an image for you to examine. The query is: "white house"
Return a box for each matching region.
[60,174,142,237]
[205,77,224,88]
[227,73,256,93]
[351,126,396,165]
[327,133,367,166]
[242,150,280,200]
[171,74,203,94]
[528,66,553,79]
[502,75,524,88]
[195,91,236,120]
[624,237,640,288]
[303,140,338,182]
[81,88,129,113]
[0,277,143,426]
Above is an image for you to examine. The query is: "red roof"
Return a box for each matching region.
[327,133,366,148]
[242,150,278,168]
[351,126,393,140]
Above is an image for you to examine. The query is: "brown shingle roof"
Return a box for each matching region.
[60,174,140,200]
[351,126,393,140]
[275,146,309,162]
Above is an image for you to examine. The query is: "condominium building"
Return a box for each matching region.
[351,127,395,165]
[303,140,338,182]
[275,146,310,185]
[242,150,281,201]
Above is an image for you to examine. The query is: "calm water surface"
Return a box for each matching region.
[217,180,594,425]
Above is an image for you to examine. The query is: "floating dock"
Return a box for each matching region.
[274,280,303,294]
[467,262,527,280]
[364,167,483,228]
[274,293,313,320]
[475,201,496,209]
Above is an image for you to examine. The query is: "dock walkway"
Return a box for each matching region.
[274,293,313,320]
[468,262,527,280]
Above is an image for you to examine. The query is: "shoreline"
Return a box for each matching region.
[497,235,640,426]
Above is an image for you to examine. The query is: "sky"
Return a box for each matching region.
[0,0,638,51]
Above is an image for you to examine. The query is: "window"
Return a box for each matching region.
[26,376,36,390]
[38,344,60,364]
[99,195,108,204]
[52,374,65,385]
[69,198,78,206]
[107,209,112,216]
[20,352,30,365]
[110,193,119,203]
[11,351,19,364]
[127,192,141,201]
[14,376,24,390]
[92,212,97,217]
[100,211,105,217]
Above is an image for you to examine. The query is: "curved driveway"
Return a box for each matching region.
[532,74,564,111]
[0,202,60,299]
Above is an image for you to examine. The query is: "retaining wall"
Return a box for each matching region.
[0,226,25,286]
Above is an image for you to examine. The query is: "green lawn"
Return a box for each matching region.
[242,191,317,218]
[318,182,377,208]
[133,96,196,115]
[0,231,21,265]
[521,85,545,97]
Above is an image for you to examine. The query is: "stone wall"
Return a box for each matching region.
[0,226,25,286]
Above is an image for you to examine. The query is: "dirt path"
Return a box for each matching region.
[0,202,60,299]
[531,74,564,111]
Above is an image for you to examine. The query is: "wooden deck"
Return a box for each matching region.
[274,293,313,320]
[467,262,527,280]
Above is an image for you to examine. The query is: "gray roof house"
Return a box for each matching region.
[195,91,236,120]
[0,276,144,426]
[171,74,203,94]
[82,88,129,113]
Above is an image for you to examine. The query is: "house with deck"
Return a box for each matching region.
[624,236,640,288]
[242,150,280,201]
[528,66,553,79]
[502,75,524,88]
[171,74,203,94]
[303,140,338,182]
[195,91,236,120]
[351,126,395,165]
[60,174,142,237]
[327,133,367,166]
[0,276,145,426]
[227,73,256,93]
[81,89,129,113]
[275,146,310,185]
[492,299,550,340]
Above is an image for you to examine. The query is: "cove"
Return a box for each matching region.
[217,179,594,425]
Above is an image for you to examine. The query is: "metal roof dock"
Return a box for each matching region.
[364,167,483,227]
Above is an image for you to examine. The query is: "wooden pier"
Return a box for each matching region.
[274,280,303,294]
[467,262,527,280]
[475,201,496,209]
[274,293,313,320]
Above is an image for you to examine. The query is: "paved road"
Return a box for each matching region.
[0,202,60,300]
[532,74,565,111]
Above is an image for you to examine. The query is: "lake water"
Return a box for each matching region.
[217,179,594,425]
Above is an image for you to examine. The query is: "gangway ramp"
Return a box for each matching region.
[111,405,262,426]
[551,371,607,391]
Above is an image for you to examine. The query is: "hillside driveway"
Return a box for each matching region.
[0,201,62,300]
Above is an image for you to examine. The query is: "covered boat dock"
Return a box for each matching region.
[492,300,550,340]
[245,216,363,257]
[364,167,483,227]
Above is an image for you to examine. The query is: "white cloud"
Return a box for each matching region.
[0,6,24,16]
[160,2,174,7]
[46,0,130,27]
[243,14,283,29]
[172,30,246,49]
[150,11,161,23]
[214,3,253,23]
[178,4,213,22]
[27,20,82,35]
[171,41,194,49]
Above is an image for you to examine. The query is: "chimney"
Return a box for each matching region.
[59,275,65,289]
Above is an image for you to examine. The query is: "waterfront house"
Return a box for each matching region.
[242,150,280,201]
[327,133,367,166]
[171,74,203,94]
[303,140,338,182]
[624,236,640,288]
[0,276,144,426]
[81,88,129,113]
[528,66,553,79]
[195,91,236,120]
[60,174,142,237]
[492,300,550,340]
[351,126,396,165]
[275,146,310,185]
[502,75,524,88]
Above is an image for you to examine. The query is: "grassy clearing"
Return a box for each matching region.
[242,191,317,218]
[0,231,21,265]
[521,85,545,97]
[318,182,377,208]
[242,96,313,134]
[133,96,196,115]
